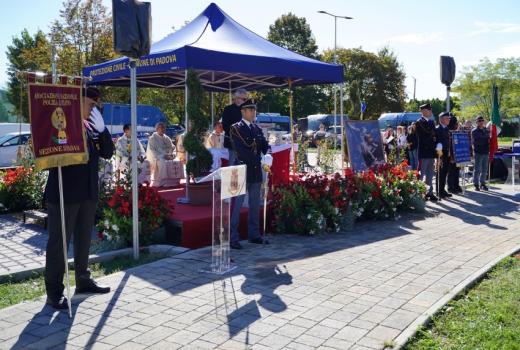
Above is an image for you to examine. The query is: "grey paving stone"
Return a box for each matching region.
[0,187,518,349]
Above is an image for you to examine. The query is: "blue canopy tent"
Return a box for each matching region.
[83,3,344,259]
[83,3,343,90]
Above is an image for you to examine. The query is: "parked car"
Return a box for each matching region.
[304,114,348,146]
[0,131,31,168]
[165,125,186,142]
[0,123,30,136]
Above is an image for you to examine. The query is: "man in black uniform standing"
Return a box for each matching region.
[436,112,453,198]
[229,99,269,249]
[44,87,114,310]
[416,103,438,201]
[447,115,463,193]
[222,88,248,166]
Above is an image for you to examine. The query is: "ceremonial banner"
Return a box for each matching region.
[452,132,471,166]
[28,84,88,169]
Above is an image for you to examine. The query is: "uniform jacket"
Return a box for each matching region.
[45,128,114,204]
[230,120,268,183]
[415,117,436,159]
[221,104,242,149]
[435,125,450,152]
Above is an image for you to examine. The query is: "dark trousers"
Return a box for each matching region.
[45,200,96,299]
[438,155,449,194]
[447,162,460,191]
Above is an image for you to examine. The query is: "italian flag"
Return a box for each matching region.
[489,83,501,161]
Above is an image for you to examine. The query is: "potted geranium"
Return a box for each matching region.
[183,69,213,205]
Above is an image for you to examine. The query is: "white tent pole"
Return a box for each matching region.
[228,81,232,104]
[211,71,215,127]
[185,69,189,200]
[130,60,139,260]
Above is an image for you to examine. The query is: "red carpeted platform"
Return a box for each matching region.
[158,187,258,249]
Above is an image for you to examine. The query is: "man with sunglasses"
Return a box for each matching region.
[44,87,114,310]
[472,115,490,191]
[222,89,249,166]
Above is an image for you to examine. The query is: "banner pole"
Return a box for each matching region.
[263,170,270,245]
[288,79,295,174]
[57,168,72,317]
[130,60,139,260]
[51,47,72,317]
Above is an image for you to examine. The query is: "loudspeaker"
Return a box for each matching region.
[112,0,152,59]
[440,56,456,86]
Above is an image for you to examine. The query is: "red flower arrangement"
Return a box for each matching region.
[97,181,172,245]
[270,162,426,234]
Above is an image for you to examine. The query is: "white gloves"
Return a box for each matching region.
[261,154,273,167]
[88,107,105,133]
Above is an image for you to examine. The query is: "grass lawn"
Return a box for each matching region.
[0,252,165,309]
[498,136,515,147]
[404,255,520,350]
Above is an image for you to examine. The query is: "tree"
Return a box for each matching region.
[257,13,326,119]
[267,13,318,59]
[49,0,114,76]
[406,97,460,121]
[453,58,520,120]
[5,29,51,121]
[322,47,406,119]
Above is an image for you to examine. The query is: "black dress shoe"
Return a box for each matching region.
[440,191,453,198]
[428,193,438,202]
[75,280,110,295]
[455,187,463,193]
[230,241,243,250]
[481,184,489,191]
[474,185,480,191]
[249,237,269,244]
[46,296,69,310]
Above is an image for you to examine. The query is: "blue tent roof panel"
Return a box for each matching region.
[83,3,343,90]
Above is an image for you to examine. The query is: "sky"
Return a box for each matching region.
[0,0,519,101]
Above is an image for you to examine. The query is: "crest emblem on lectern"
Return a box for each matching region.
[229,168,239,195]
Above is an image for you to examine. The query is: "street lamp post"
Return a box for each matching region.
[318,10,352,169]
[412,76,417,101]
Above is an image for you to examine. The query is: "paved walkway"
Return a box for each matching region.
[0,185,519,349]
[0,215,50,276]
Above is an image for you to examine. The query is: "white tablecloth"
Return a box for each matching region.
[208,148,229,171]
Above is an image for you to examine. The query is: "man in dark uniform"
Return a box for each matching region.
[447,115,463,193]
[436,112,453,198]
[415,103,438,201]
[222,89,248,166]
[44,87,114,310]
[229,99,269,249]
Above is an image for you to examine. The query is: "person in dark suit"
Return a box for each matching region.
[472,116,491,191]
[222,88,248,166]
[229,99,269,250]
[416,103,438,201]
[447,115,463,193]
[44,87,114,310]
[436,112,453,198]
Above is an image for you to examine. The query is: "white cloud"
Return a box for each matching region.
[375,32,444,46]
[495,43,520,57]
[469,21,520,36]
